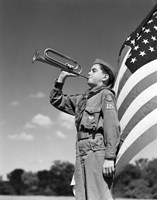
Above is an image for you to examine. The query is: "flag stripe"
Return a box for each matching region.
[121,95,157,140]
[118,73,157,121]
[117,59,157,109]
[116,123,157,176]
[117,108,157,159]
[117,68,131,98]
[113,46,131,94]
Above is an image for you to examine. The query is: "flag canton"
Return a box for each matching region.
[125,9,157,73]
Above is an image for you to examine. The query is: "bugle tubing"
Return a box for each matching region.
[32,48,88,79]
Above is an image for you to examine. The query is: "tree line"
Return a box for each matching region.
[0,158,157,198]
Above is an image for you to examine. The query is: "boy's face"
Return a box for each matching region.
[87,64,107,88]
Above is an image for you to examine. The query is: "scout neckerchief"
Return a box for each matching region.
[75,85,107,130]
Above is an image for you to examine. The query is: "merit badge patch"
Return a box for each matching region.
[106,103,114,110]
[105,93,115,110]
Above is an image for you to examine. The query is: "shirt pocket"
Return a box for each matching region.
[81,106,101,130]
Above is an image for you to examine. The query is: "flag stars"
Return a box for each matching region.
[142,39,149,44]
[126,36,131,41]
[153,11,157,16]
[139,51,146,57]
[131,39,135,46]
[149,46,155,52]
[123,10,157,71]
[144,28,151,33]
[151,35,157,41]
[148,19,153,24]
[153,25,157,30]
[134,45,139,50]
[130,57,137,63]
[137,35,142,40]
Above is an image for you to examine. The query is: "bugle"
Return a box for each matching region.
[32,48,88,79]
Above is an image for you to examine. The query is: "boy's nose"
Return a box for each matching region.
[88,71,91,76]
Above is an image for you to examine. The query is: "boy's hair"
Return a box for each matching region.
[100,64,115,88]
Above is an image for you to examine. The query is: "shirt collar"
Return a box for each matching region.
[89,85,106,94]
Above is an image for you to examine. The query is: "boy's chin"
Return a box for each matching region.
[87,81,96,88]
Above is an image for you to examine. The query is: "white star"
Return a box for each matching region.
[134,45,139,50]
[144,29,151,33]
[142,39,149,44]
[130,57,137,63]
[139,51,146,56]
[149,46,155,52]
[153,11,157,16]
[131,39,135,45]
[153,25,157,30]
[148,19,153,24]
[151,36,157,41]
[126,36,131,41]
[137,35,142,40]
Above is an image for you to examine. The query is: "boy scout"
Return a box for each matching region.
[50,58,120,200]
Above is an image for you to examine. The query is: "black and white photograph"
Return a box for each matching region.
[0,0,157,199]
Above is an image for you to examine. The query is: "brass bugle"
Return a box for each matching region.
[32,48,88,79]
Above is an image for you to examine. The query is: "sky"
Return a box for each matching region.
[1,0,157,180]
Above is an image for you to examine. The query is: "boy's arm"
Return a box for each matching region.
[102,90,120,176]
[102,90,120,159]
[50,70,81,115]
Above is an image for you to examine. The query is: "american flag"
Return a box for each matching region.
[114,3,157,176]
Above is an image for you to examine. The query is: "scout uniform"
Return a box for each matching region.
[50,59,120,200]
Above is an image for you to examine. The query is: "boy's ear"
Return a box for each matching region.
[102,74,109,81]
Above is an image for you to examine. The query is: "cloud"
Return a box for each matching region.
[24,114,53,129]
[56,130,67,139]
[8,132,34,141]
[24,123,36,129]
[30,92,46,98]
[58,112,75,130]
[9,100,20,107]
[31,114,53,128]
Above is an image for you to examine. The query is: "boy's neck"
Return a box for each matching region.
[90,83,106,90]
[88,85,106,93]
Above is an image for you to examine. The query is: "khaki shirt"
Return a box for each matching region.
[50,81,120,160]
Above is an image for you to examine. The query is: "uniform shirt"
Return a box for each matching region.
[50,81,120,160]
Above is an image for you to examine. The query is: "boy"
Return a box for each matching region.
[50,58,120,200]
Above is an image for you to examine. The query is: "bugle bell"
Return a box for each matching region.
[32,48,88,79]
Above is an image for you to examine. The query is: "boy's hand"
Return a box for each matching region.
[103,159,115,177]
[63,63,78,77]
[58,63,78,83]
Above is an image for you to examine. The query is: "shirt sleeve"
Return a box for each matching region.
[102,90,121,160]
[50,80,81,116]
